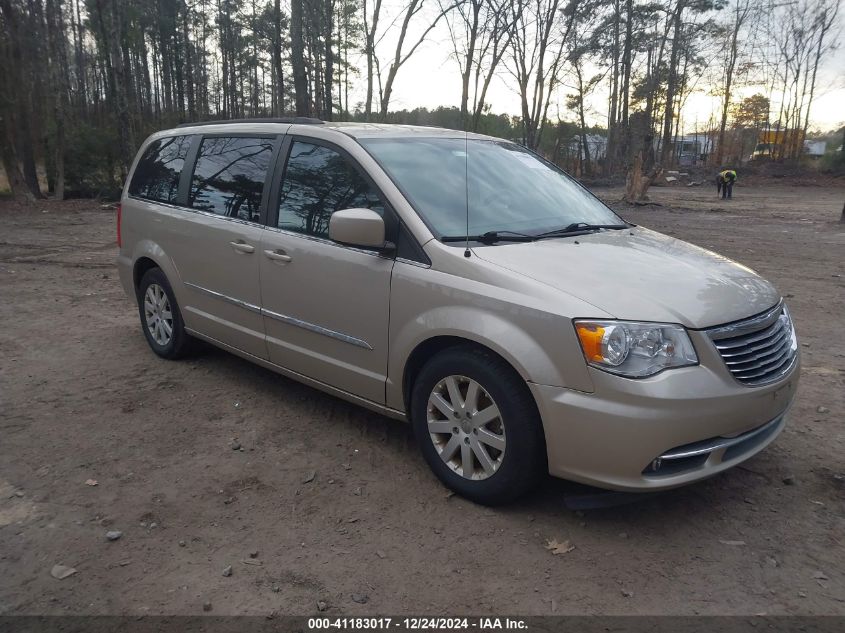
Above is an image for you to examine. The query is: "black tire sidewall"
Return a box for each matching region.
[137,268,189,359]
[410,346,546,505]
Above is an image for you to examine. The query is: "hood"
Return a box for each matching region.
[472,227,780,329]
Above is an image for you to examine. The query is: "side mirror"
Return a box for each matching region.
[329,208,388,250]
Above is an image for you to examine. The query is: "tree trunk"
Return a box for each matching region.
[363,0,382,121]
[158,0,173,113]
[379,0,420,120]
[380,0,454,119]
[272,0,284,115]
[459,0,481,129]
[182,1,196,120]
[619,0,633,165]
[606,0,620,172]
[323,0,334,120]
[470,1,515,132]
[624,152,662,203]
[0,116,35,203]
[660,1,685,167]
[291,0,310,116]
[715,0,750,166]
[46,0,66,199]
[0,0,42,199]
[106,0,134,176]
[72,0,87,113]
[579,99,591,176]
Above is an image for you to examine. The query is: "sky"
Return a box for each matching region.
[351,4,845,134]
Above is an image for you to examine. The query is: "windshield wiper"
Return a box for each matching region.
[441,230,536,244]
[534,222,630,239]
[441,223,630,244]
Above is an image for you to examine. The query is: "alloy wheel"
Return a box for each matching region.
[143,283,174,346]
[426,375,506,480]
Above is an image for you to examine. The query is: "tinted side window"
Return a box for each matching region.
[278,141,384,238]
[129,135,192,203]
[189,136,274,222]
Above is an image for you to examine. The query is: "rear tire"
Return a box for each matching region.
[137,268,194,359]
[410,345,546,505]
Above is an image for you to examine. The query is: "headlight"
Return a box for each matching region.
[782,304,798,352]
[574,320,698,378]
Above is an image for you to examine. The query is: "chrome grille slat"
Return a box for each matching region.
[724,333,791,367]
[730,346,792,377]
[720,326,788,359]
[737,356,796,385]
[714,319,782,350]
[707,302,797,386]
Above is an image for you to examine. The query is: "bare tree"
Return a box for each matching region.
[46,0,67,199]
[658,0,688,166]
[714,0,756,165]
[800,0,841,142]
[362,0,382,120]
[760,0,841,160]
[443,0,520,130]
[271,0,285,115]
[563,0,605,175]
[291,0,310,115]
[0,0,840,201]
[0,0,43,199]
[378,0,458,119]
[506,0,577,149]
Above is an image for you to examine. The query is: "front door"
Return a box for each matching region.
[174,134,277,359]
[259,138,394,403]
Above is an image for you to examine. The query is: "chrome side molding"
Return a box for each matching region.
[185,281,261,314]
[261,308,373,350]
[184,282,372,350]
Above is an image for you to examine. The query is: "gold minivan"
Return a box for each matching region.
[117,119,799,504]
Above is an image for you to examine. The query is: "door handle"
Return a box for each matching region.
[264,249,292,263]
[229,240,255,254]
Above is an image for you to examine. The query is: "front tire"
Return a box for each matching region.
[410,346,546,505]
[137,268,194,359]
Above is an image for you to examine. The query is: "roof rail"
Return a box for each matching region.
[176,117,324,128]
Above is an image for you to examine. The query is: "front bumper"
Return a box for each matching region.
[531,349,799,491]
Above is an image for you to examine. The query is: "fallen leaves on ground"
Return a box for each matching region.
[545,539,576,555]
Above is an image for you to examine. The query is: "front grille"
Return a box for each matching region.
[707,302,797,386]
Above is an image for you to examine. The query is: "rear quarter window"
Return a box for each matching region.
[189,136,275,222]
[128,135,192,203]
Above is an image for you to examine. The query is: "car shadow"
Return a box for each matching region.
[188,342,776,527]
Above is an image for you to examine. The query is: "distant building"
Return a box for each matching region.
[803,140,826,157]
[568,133,608,162]
[750,127,805,160]
[667,135,706,166]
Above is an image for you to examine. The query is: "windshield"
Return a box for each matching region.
[358,137,623,239]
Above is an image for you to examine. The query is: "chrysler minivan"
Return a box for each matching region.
[117,119,799,504]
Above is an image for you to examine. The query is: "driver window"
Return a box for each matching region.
[278,141,384,238]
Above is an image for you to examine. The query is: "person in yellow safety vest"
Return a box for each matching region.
[716,169,737,199]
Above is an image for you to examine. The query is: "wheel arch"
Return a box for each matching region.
[402,334,550,490]
[401,335,533,415]
[129,239,183,303]
[133,256,161,295]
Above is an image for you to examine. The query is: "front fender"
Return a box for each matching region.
[386,264,597,411]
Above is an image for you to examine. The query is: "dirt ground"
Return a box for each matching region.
[0,182,843,616]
